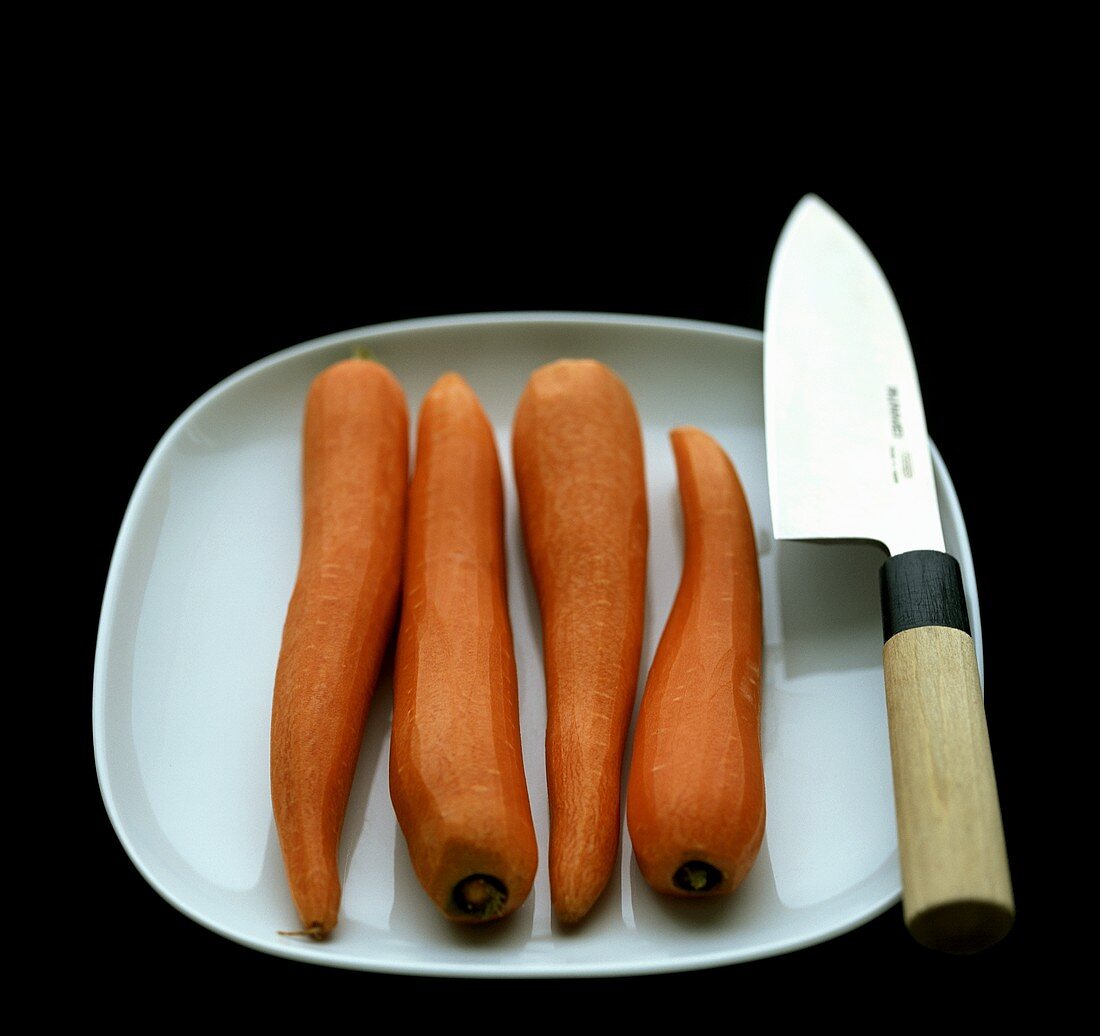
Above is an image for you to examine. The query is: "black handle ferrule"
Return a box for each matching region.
[879,550,971,643]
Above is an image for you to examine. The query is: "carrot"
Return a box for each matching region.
[626,426,765,898]
[389,372,538,923]
[270,356,408,940]
[512,358,648,924]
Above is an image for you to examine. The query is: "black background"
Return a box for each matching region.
[77,123,1044,1018]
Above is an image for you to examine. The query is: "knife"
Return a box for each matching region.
[763,194,1014,953]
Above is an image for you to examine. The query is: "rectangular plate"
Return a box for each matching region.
[93,312,982,977]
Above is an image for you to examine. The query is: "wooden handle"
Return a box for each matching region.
[880,552,1014,953]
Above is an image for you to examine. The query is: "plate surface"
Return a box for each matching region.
[93,311,983,977]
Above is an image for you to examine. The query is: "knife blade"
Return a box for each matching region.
[763,194,1014,953]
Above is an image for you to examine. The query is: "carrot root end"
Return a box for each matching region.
[277,924,330,941]
[673,861,723,894]
[451,874,509,920]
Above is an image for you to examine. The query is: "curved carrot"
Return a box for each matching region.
[512,358,648,924]
[270,356,408,940]
[626,426,765,898]
[389,372,538,923]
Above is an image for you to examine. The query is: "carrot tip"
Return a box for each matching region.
[553,908,588,926]
[451,874,509,920]
[277,924,330,941]
[673,861,723,893]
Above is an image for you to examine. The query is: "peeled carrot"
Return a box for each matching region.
[626,426,765,898]
[270,356,408,940]
[389,372,538,923]
[512,358,648,924]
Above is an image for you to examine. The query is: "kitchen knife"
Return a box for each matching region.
[763,194,1014,953]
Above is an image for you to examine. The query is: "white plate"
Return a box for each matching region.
[93,311,982,978]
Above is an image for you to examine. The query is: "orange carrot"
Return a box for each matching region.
[512,358,648,924]
[389,372,538,923]
[626,426,765,898]
[270,356,408,939]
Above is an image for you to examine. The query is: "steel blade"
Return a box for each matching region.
[764,195,944,557]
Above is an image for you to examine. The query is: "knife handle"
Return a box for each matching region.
[879,550,1014,953]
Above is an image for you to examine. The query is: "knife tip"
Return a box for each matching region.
[792,192,830,220]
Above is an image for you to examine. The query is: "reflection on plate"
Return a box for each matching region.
[93,312,982,977]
